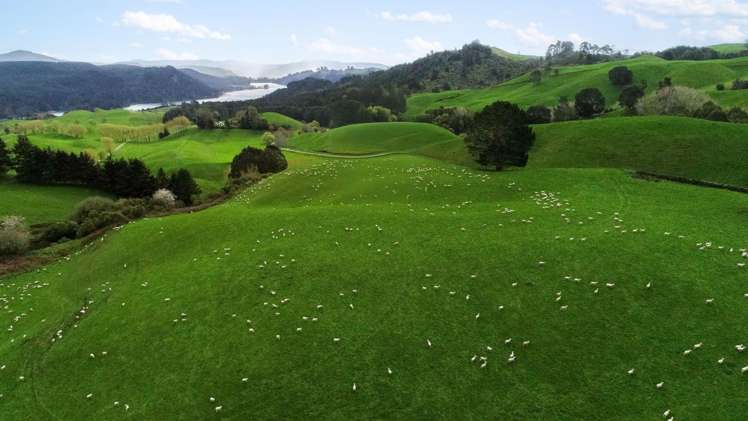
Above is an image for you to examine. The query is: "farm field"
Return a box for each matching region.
[1,147,747,419]
[405,55,748,118]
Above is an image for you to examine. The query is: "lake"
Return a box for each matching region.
[124,83,286,112]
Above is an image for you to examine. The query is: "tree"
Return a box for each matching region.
[575,88,606,118]
[169,169,201,206]
[101,137,115,156]
[693,101,728,122]
[526,105,552,124]
[529,70,542,85]
[196,110,215,130]
[618,85,645,111]
[464,101,535,170]
[0,138,11,176]
[608,66,634,86]
[262,132,276,146]
[155,168,169,189]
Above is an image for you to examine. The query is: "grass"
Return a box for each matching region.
[289,122,460,156]
[262,112,304,130]
[405,55,748,118]
[530,116,748,187]
[0,179,103,224]
[0,149,747,419]
[709,43,748,54]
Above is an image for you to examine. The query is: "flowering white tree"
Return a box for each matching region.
[152,189,177,208]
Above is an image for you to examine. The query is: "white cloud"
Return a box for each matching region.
[290,33,298,46]
[121,11,231,40]
[157,48,198,60]
[680,23,747,41]
[605,0,748,17]
[486,19,514,30]
[380,11,453,23]
[306,38,377,57]
[487,20,556,49]
[568,33,585,44]
[404,36,443,54]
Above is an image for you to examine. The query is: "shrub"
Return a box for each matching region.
[427,107,474,134]
[619,85,645,111]
[71,197,117,224]
[115,198,148,219]
[38,221,78,243]
[716,83,725,91]
[553,101,578,122]
[168,169,201,206]
[727,106,748,123]
[76,212,128,238]
[152,189,176,208]
[575,88,606,118]
[0,216,31,256]
[526,105,552,124]
[608,66,633,86]
[230,145,288,177]
[732,79,748,90]
[636,86,710,117]
[693,101,728,122]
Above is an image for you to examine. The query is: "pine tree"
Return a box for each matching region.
[0,138,11,176]
[169,169,201,206]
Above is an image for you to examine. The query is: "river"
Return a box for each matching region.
[124,83,285,112]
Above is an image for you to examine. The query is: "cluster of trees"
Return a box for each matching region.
[229,144,288,178]
[523,88,608,125]
[655,45,748,61]
[416,107,474,134]
[99,116,191,143]
[545,41,625,66]
[10,120,87,138]
[4,136,201,203]
[636,84,748,123]
[164,104,276,131]
[464,101,535,170]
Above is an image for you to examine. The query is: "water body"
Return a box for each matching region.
[124,83,285,112]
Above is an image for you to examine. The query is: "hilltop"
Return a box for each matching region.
[0,49,59,62]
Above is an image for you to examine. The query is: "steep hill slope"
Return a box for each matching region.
[406,55,748,118]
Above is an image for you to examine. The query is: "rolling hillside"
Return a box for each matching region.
[406,55,748,118]
[1,150,747,420]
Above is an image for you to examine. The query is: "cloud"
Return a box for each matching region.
[121,11,231,40]
[306,38,378,57]
[604,0,748,17]
[379,11,453,23]
[404,36,443,54]
[157,48,198,60]
[568,33,585,44]
[290,33,298,46]
[487,20,556,48]
[680,23,747,41]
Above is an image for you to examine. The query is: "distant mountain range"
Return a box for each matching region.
[0,50,60,62]
[119,59,388,79]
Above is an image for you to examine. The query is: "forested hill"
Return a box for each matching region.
[230,42,537,125]
[0,62,220,118]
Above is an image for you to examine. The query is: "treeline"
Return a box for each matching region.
[2,136,200,203]
[545,41,626,66]
[654,45,748,61]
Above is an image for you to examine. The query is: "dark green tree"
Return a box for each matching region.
[156,168,169,189]
[618,85,645,111]
[169,169,201,205]
[575,88,606,118]
[529,70,542,85]
[0,138,11,176]
[526,105,552,124]
[608,66,633,86]
[196,110,215,130]
[727,106,748,123]
[464,101,535,170]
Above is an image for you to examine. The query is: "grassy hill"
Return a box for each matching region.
[406,55,748,118]
[530,116,748,187]
[709,43,748,54]
[288,122,460,156]
[0,181,104,224]
[262,112,304,130]
[491,47,537,62]
[1,149,747,419]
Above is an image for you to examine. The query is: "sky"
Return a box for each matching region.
[3,0,748,65]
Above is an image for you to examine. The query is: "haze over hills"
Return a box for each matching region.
[119,59,389,79]
[0,49,60,62]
